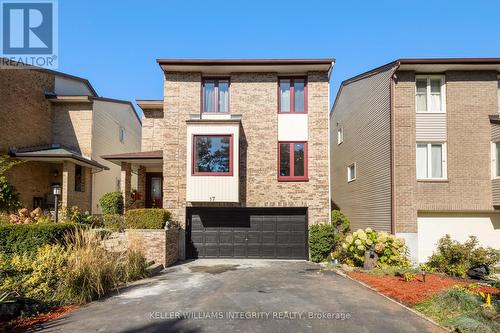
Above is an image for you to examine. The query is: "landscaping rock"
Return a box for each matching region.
[146,263,164,276]
[467,265,489,280]
[363,251,378,270]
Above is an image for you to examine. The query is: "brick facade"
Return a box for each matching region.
[125,229,179,267]
[393,70,498,233]
[161,71,330,228]
[141,110,165,151]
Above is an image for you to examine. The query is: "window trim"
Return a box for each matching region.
[192,134,234,176]
[347,163,356,182]
[201,77,231,114]
[416,142,447,181]
[337,124,344,145]
[74,164,84,192]
[277,76,308,114]
[415,75,446,114]
[497,75,500,113]
[491,142,500,179]
[119,126,125,144]
[277,141,309,182]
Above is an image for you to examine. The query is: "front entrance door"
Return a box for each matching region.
[145,173,163,208]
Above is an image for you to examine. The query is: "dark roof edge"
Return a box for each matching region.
[399,58,500,65]
[157,58,335,66]
[92,96,141,125]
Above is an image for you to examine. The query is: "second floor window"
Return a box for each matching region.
[279,77,307,113]
[497,77,500,113]
[416,76,445,113]
[347,163,356,182]
[203,78,229,113]
[492,142,500,178]
[119,127,125,143]
[278,142,308,181]
[337,124,344,145]
[416,143,446,180]
[193,135,232,175]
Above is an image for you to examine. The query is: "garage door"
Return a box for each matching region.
[186,208,307,259]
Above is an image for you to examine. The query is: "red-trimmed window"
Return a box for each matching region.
[202,78,230,113]
[278,77,307,113]
[192,135,233,176]
[278,142,308,181]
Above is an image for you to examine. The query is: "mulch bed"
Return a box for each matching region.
[347,271,500,306]
[0,305,78,333]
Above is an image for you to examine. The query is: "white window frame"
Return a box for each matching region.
[415,75,446,113]
[337,124,344,145]
[119,127,125,144]
[497,75,500,113]
[347,163,356,182]
[491,142,500,179]
[416,142,447,180]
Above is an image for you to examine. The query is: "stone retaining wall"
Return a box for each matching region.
[102,229,179,268]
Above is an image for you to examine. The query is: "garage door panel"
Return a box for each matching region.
[219,245,234,257]
[290,232,306,243]
[262,232,276,243]
[204,232,219,243]
[187,209,307,259]
[234,232,247,243]
[219,232,233,243]
[247,245,260,258]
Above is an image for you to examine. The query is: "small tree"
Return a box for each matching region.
[308,224,335,263]
[99,192,124,215]
[0,155,23,212]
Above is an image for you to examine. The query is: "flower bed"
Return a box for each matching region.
[347,271,499,306]
[0,305,78,332]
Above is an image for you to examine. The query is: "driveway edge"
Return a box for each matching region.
[333,269,451,332]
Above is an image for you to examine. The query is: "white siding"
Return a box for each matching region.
[416,113,447,141]
[186,123,239,202]
[417,214,500,263]
[91,100,141,213]
[55,76,93,96]
[278,113,308,141]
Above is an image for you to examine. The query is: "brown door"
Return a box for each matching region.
[145,173,163,208]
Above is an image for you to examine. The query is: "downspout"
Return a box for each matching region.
[389,62,401,234]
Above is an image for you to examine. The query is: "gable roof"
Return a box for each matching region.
[331,57,500,115]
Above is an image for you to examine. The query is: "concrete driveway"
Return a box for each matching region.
[39,260,443,333]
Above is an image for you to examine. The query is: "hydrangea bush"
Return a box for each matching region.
[340,228,410,268]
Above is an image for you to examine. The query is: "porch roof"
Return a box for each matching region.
[9,144,108,171]
[101,150,163,166]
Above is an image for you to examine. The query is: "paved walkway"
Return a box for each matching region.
[38,260,443,333]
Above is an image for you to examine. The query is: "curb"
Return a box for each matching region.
[338,271,452,332]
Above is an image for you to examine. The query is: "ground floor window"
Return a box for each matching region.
[193,135,233,175]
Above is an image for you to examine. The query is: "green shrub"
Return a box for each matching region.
[99,192,124,215]
[331,210,350,257]
[340,228,410,268]
[61,206,101,227]
[426,235,500,278]
[0,229,148,306]
[309,224,335,263]
[124,209,171,229]
[0,176,21,213]
[0,223,80,256]
[101,214,125,232]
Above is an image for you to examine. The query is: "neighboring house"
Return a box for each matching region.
[330,58,500,263]
[103,58,334,260]
[0,63,141,214]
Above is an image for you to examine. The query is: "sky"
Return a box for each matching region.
[58,0,500,116]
